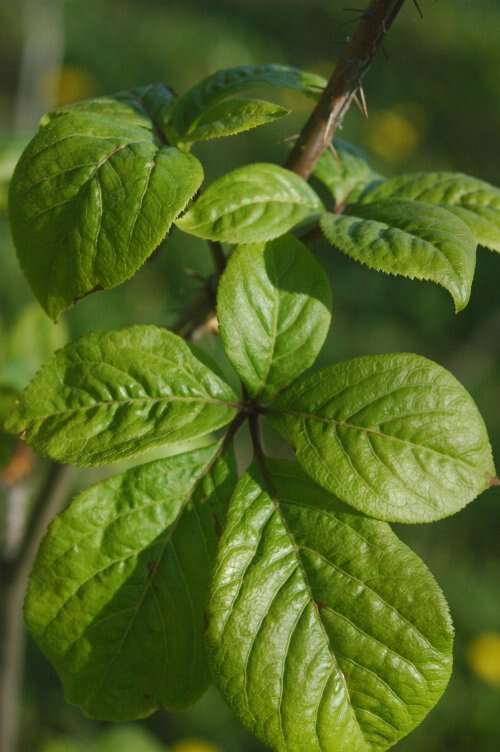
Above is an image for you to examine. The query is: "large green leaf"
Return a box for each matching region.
[170,64,326,139]
[267,353,495,523]
[177,163,323,243]
[357,172,500,253]
[25,443,236,721]
[6,326,238,466]
[9,85,203,320]
[217,235,332,400]
[208,461,453,752]
[320,201,477,312]
[179,97,289,145]
[313,140,381,208]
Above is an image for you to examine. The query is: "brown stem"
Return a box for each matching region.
[0,463,76,752]
[286,0,407,179]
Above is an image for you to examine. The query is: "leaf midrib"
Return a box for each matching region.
[266,406,482,472]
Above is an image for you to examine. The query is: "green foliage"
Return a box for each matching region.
[169,63,326,140]
[4,62,500,752]
[177,163,323,243]
[356,172,500,253]
[320,202,476,312]
[6,326,238,466]
[268,353,494,523]
[217,234,332,400]
[208,461,453,752]
[25,443,236,720]
[177,98,289,145]
[9,86,203,320]
[41,727,166,752]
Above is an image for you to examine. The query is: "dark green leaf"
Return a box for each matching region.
[313,140,381,208]
[6,326,238,466]
[321,201,477,312]
[357,172,500,253]
[208,461,453,751]
[9,86,203,319]
[25,443,236,720]
[217,235,332,400]
[170,64,326,139]
[268,353,495,523]
[179,97,289,145]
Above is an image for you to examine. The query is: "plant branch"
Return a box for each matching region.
[0,463,76,752]
[286,0,407,179]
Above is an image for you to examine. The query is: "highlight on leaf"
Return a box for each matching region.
[25,443,236,720]
[208,460,454,752]
[9,85,203,319]
[176,163,323,243]
[217,233,332,400]
[268,352,495,523]
[6,325,238,466]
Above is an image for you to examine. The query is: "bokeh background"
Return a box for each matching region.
[0,1,499,751]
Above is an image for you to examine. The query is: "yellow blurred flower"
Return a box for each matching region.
[42,65,96,107]
[171,741,220,752]
[367,104,426,164]
[467,633,500,687]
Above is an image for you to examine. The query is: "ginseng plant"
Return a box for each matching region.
[4,1,500,750]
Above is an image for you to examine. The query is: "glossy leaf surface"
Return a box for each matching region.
[269,353,495,523]
[357,172,500,252]
[177,163,323,243]
[25,443,236,720]
[9,86,203,319]
[170,64,325,138]
[208,461,453,751]
[320,201,476,312]
[217,235,332,400]
[180,98,289,144]
[313,140,380,208]
[7,326,238,466]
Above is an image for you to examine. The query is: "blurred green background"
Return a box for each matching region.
[0,1,499,750]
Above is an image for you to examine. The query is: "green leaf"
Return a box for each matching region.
[179,97,289,145]
[313,139,381,208]
[208,460,453,752]
[9,86,203,320]
[217,235,332,400]
[25,442,236,721]
[6,325,238,466]
[320,201,477,312]
[267,353,495,523]
[177,163,323,243]
[357,172,500,253]
[0,387,17,471]
[170,64,326,138]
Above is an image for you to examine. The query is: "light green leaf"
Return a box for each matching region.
[357,172,500,253]
[6,326,238,466]
[25,442,236,721]
[170,64,326,138]
[0,137,27,212]
[313,139,381,208]
[0,303,68,390]
[217,235,332,400]
[177,163,323,243]
[9,86,203,320]
[180,97,289,145]
[208,460,453,752]
[320,201,477,312]
[268,353,495,523]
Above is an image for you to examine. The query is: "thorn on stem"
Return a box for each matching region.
[354,85,369,118]
[490,476,500,487]
[412,0,424,19]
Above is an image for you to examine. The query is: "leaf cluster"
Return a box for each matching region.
[5,65,500,751]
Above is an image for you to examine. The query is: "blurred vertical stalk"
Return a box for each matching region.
[0,464,76,752]
[14,0,65,134]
